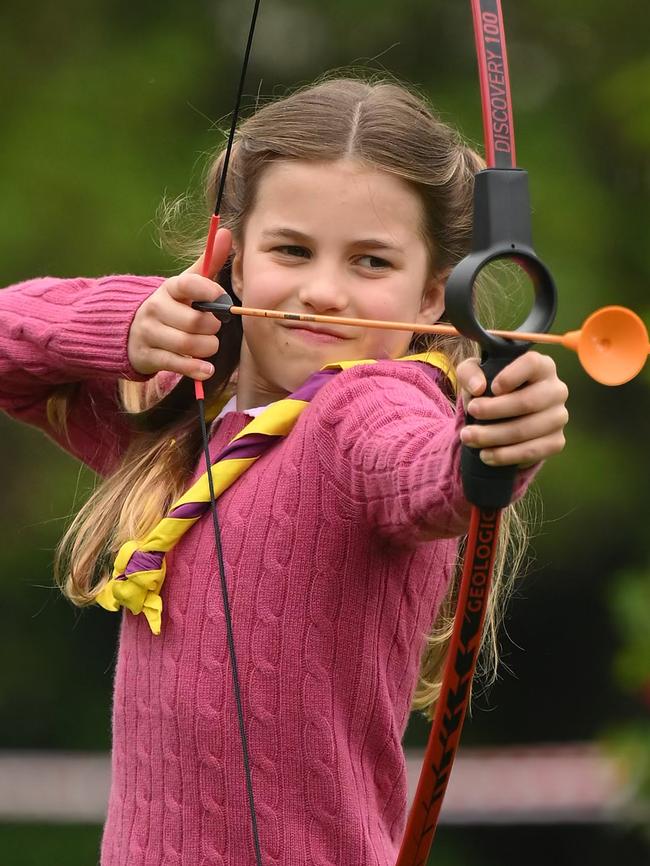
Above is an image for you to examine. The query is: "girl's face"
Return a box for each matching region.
[231,158,445,408]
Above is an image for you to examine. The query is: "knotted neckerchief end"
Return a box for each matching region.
[95,582,121,613]
[94,540,167,635]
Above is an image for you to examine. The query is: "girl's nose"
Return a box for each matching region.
[297,270,347,313]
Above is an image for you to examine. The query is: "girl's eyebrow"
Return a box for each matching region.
[261,226,400,250]
[261,227,312,242]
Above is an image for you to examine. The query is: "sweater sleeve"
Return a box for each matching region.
[309,360,538,544]
[0,274,164,475]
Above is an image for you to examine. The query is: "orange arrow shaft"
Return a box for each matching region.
[232,305,568,346]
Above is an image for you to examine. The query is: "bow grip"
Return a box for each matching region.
[460,350,527,508]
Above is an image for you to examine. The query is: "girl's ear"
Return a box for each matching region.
[417,269,449,324]
[230,244,244,297]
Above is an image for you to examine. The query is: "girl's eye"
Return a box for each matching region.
[357,255,391,270]
[275,245,311,259]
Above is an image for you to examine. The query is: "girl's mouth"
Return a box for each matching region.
[281,324,349,342]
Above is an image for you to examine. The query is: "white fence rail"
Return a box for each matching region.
[0,743,632,825]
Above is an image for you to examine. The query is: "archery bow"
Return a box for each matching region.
[394,1,555,860]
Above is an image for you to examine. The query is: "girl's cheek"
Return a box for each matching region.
[241,261,286,306]
[254,277,289,308]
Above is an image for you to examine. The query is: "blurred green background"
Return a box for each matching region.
[0,0,648,863]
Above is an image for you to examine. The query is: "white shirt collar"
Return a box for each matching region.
[214,394,268,421]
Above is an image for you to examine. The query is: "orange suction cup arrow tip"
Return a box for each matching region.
[561,306,649,386]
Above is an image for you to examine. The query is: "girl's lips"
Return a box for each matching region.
[281,324,349,343]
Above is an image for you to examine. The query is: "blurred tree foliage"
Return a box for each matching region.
[0,0,648,840]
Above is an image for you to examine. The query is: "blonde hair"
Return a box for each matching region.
[53,75,534,717]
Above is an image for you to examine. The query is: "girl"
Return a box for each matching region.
[1,78,568,865]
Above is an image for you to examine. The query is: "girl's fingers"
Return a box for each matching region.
[166,272,227,305]
[457,350,569,468]
[455,357,486,407]
[128,240,231,376]
[131,320,220,377]
[490,351,558,394]
[457,353,557,396]
[145,349,215,381]
[461,404,569,450]
[471,430,567,469]
[467,377,569,421]
[144,323,220,361]
[157,296,223,336]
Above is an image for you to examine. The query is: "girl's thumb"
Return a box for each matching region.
[186,227,233,279]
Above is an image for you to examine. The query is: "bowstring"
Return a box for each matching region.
[215,0,262,215]
[196,1,264,862]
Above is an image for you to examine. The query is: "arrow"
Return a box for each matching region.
[194,300,649,386]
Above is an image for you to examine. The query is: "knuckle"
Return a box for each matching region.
[541,353,557,374]
[140,296,157,322]
[139,317,155,343]
[185,274,202,296]
[170,353,190,374]
[498,448,514,466]
[151,285,169,308]
[173,276,193,300]
[513,420,529,442]
[168,331,192,355]
[516,394,536,415]
[193,275,220,300]
[471,429,485,448]
[188,334,219,358]
[521,444,540,465]
[526,351,555,378]
[457,357,480,377]
[529,351,554,373]
[172,332,194,355]
[200,335,220,357]
[199,314,222,334]
[144,349,164,374]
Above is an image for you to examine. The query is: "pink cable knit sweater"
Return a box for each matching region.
[1,276,533,866]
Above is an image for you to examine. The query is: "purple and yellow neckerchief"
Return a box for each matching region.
[95,352,455,634]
